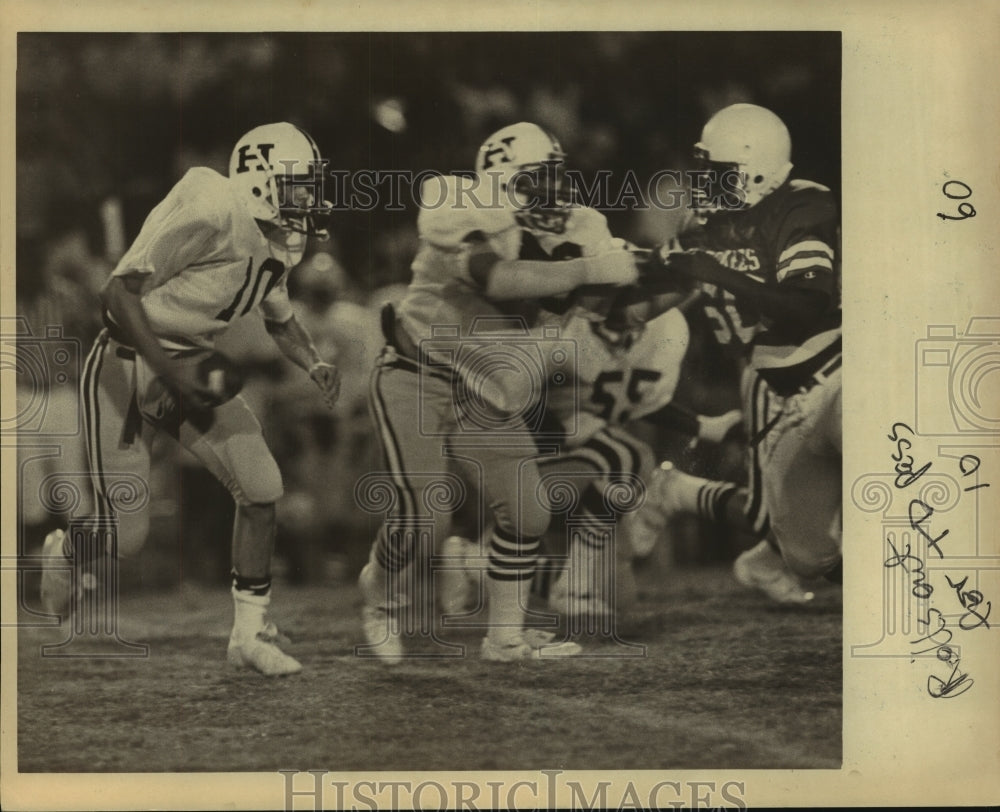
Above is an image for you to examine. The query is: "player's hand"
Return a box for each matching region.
[638,239,698,294]
[656,247,721,284]
[697,409,744,444]
[309,361,341,410]
[650,237,687,269]
[582,249,639,287]
[164,364,218,412]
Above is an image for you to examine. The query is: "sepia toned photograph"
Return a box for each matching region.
[1,3,997,811]
[11,27,842,771]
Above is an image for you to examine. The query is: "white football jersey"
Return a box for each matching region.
[545,308,690,444]
[397,174,620,346]
[395,174,624,417]
[110,167,304,353]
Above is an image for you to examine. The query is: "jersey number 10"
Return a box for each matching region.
[216,258,286,322]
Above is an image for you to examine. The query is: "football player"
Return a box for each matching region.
[529,302,695,618]
[648,103,842,584]
[360,122,639,662]
[40,123,341,676]
[440,299,777,619]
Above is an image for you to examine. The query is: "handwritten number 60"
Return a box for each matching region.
[937,180,976,221]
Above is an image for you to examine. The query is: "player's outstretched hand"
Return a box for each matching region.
[653,245,721,284]
[637,239,698,295]
[309,361,342,410]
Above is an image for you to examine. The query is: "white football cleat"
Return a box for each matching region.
[227,632,302,676]
[521,628,556,648]
[40,529,72,616]
[733,540,815,604]
[480,634,582,661]
[260,620,292,649]
[360,605,404,663]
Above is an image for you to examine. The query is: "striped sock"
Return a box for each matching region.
[232,571,272,596]
[695,481,740,525]
[486,527,540,645]
[531,556,559,600]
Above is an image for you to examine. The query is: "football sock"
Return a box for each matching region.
[696,481,740,524]
[486,527,539,645]
[232,572,272,596]
[666,468,710,514]
[530,556,556,600]
[230,579,272,643]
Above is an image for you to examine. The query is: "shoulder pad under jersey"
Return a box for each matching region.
[417,174,517,248]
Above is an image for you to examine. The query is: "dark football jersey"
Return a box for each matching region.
[680,179,842,392]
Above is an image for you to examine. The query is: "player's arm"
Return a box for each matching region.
[261,288,341,409]
[470,241,639,300]
[654,187,839,329]
[101,273,218,410]
[651,247,829,330]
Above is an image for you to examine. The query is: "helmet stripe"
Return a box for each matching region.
[294,125,322,164]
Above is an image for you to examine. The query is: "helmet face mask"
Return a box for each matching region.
[272,173,333,238]
[692,104,794,211]
[229,123,333,239]
[476,122,574,234]
[510,159,578,233]
[690,146,748,211]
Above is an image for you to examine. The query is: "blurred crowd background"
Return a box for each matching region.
[14,31,840,588]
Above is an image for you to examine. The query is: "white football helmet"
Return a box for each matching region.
[475,121,574,233]
[693,104,793,209]
[229,122,332,237]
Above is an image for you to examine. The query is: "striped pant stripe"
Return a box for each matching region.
[368,365,420,572]
[81,332,110,517]
[746,373,771,536]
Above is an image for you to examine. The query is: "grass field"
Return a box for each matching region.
[16,565,841,773]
